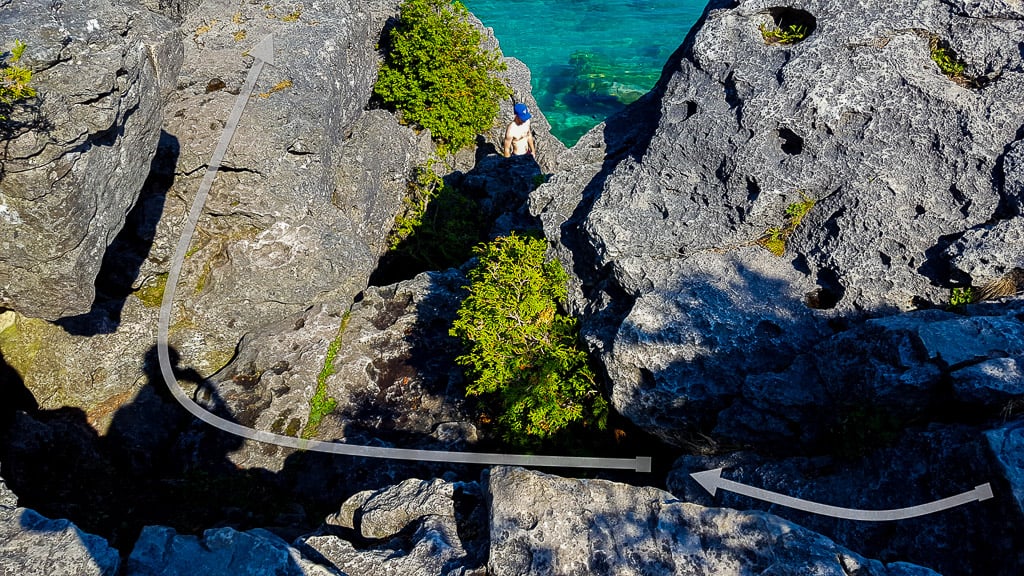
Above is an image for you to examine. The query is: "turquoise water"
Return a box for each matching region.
[463,0,706,145]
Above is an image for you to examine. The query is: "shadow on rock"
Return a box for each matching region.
[56,131,179,336]
[1,344,310,553]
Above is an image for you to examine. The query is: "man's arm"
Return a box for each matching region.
[527,133,536,156]
[503,125,513,157]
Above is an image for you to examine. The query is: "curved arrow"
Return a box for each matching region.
[691,468,993,521]
[155,35,650,473]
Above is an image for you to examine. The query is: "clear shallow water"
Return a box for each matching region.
[463,0,706,146]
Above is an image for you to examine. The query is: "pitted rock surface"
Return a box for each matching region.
[530,0,1024,445]
[486,466,939,576]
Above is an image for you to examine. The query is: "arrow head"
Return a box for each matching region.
[975,483,994,501]
[250,34,275,65]
[690,467,724,496]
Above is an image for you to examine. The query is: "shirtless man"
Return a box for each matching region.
[503,103,536,157]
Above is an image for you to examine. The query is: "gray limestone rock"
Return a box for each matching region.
[126,525,337,575]
[134,0,429,372]
[530,0,1024,445]
[356,477,455,540]
[298,477,486,576]
[486,466,938,576]
[951,355,1024,404]
[206,269,472,471]
[0,0,183,320]
[986,419,1024,521]
[0,506,120,576]
[299,516,472,576]
[669,423,1024,575]
[947,218,1024,285]
[0,476,16,509]
[326,489,375,530]
[713,300,1024,447]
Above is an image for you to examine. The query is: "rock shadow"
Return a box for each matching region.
[56,132,179,336]
[1,344,308,560]
[369,147,543,287]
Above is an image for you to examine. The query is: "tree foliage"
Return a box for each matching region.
[450,234,608,443]
[373,0,510,154]
[1,40,35,121]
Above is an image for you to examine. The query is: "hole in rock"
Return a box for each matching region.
[746,176,761,202]
[763,7,818,41]
[778,127,803,155]
[805,268,844,309]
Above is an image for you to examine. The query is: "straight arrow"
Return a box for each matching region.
[691,468,993,521]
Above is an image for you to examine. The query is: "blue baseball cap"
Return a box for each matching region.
[514,103,531,121]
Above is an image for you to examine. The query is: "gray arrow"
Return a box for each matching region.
[691,468,993,521]
[155,36,651,473]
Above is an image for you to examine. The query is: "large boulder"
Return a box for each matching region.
[530,0,1024,445]
[486,466,938,576]
[298,477,486,576]
[0,0,183,320]
[143,0,432,367]
[0,0,416,424]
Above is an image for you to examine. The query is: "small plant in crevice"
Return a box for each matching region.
[389,162,444,250]
[301,311,348,439]
[929,38,966,80]
[759,23,810,45]
[948,286,975,307]
[450,234,608,446]
[531,173,551,190]
[756,192,816,257]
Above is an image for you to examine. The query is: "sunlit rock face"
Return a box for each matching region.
[0,0,182,320]
[531,0,1024,447]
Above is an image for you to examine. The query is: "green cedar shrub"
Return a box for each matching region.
[373,0,510,154]
[1,40,35,121]
[450,234,608,444]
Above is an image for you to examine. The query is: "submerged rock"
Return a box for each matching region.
[0,0,183,320]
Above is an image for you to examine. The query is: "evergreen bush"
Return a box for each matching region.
[450,234,608,444]
[373,0,510,153]
[1,40,35,121]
